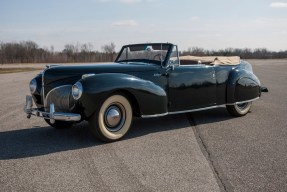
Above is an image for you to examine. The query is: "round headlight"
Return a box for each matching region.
[29,79,37,94]
[72,82,83,100]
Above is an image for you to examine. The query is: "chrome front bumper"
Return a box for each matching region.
[24,95,81,122]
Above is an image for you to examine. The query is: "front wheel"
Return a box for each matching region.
[226,102,252,117]
[88,94,133,142]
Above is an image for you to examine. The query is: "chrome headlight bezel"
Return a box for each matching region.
[29,79,37,94]
[72,82,83,100]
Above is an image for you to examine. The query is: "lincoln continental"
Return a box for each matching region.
[24,43,268,142]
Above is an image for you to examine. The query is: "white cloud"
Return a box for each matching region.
[119,0,141,4]
[145,0,157,2]
[270,2,287,8]
[112,20,138,27]
[191,16,200,21]
[97,0,112,2]
[98,0,156,4]
[215,34,223,37]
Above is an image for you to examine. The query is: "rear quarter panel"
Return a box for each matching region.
[226,61,261,104]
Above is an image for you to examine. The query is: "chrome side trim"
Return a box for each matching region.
[168,105,224,115]
[46,64,60,69]
[141,97,260,118]
[141,105,224,118]
[82,73,95,79]
[141,112,168,118]
[226,97,259,105]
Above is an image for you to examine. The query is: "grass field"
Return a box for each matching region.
[0,68,40,74]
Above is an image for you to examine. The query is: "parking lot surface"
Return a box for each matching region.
[0,59,286,191]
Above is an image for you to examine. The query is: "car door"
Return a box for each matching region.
[168,64,217,112]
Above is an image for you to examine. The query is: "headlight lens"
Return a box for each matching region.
[72,82,83,100]
[29,79,37,94]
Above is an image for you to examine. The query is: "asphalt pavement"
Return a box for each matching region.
[0,59,286,191]
[0,71,220,191]
[189,59,287,192]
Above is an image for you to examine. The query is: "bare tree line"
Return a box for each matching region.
[0,41,286,64]
[0,41,117,64]
[181,47,287,59]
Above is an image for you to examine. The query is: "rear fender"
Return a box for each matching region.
[227,69,261,104]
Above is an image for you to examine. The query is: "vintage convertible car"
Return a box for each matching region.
[24,43,268,142]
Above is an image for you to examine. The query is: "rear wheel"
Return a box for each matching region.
[88,94,132,142]
[44,119,74,129]
[226,102,252,117]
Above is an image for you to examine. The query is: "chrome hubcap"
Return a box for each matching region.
[106,106,121,127]
[237,103,248,110]
[104,104,125,132]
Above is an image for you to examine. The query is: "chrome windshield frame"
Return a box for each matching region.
[115,43,174,67]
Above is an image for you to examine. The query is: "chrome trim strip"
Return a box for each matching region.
[142,105,224,118]
[226,97,259,105]
[177,45,180,66]
[82,73,95,79]
[42,67,49,106]
[168,105,224,115]
[141,97,260,118]
[141,112,168,118]
[46,64,60,69]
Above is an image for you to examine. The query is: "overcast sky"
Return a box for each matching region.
[1,0,287,51]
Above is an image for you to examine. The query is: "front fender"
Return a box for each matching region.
[78,73,167,119]
[227,69,261,104]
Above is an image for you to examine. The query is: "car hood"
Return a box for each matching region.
[43,62,159,95]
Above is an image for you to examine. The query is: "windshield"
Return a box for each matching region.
[116,44,171,65]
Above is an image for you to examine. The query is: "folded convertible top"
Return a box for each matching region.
[179,56,241,65]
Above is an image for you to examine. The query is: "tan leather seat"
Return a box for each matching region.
[179,56,240,65]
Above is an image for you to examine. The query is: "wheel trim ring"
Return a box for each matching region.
[104,103,126,132]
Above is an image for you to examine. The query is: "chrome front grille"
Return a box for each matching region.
[44,85,75,112]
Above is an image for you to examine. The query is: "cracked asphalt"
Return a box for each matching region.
[0,59,285,191]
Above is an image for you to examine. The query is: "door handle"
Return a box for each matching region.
[154,73,169,77]
[153,73,162,77]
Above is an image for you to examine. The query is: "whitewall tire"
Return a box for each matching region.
[226,102,252,117]
[88,94,133,142]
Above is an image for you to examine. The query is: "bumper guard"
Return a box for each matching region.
[24,95,81,122]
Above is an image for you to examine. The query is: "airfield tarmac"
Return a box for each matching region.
[0,59,286,191]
